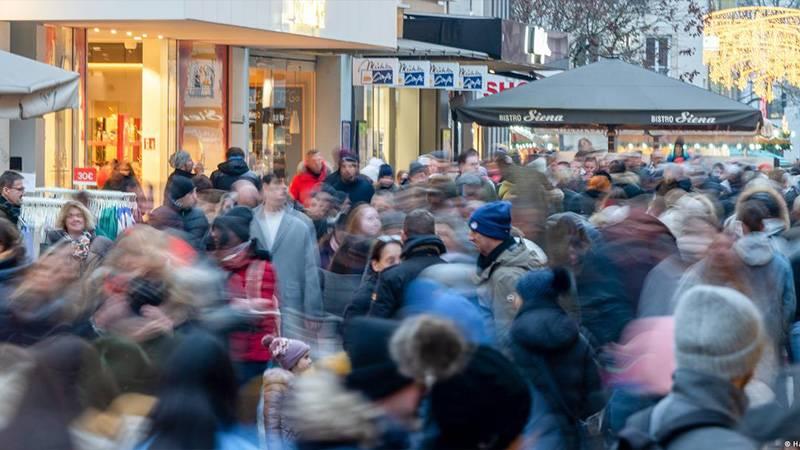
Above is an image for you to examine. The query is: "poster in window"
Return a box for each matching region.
[178,42,228,173]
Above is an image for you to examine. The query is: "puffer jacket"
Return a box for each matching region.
[148,203,209,251]
[510,292,605,450]
[368,235,446,319]
[211,158,258,191]
[290,163,328,206]
[476,238,546,344]
[324,171,375,205]
[262,367,295,447]
[624,369,758,450]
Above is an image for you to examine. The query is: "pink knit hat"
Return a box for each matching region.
[262,335,310,370]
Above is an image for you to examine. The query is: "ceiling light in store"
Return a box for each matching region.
[142,33,148,38]
[157,35,164,39]
[126,31,133,36]
[133,36,142,41]
[92,46,101,51]
[93,27,100,32]
[110,29,117,34]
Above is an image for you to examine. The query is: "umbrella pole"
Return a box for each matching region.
[607,127,617,153]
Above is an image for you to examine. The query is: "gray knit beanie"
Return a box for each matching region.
[674,285,765,380]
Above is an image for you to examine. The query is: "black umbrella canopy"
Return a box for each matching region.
[454,59,762,132]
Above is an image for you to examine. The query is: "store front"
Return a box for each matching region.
[248,55,316,177]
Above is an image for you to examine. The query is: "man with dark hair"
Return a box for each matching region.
[149,176,209,251]
[368,209,446,318]
[456,149,497,201]
[251,173,322,329]
[210,147,259,191]
[0,171,25,225]
[324,149,374,205]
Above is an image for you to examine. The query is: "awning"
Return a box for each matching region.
[0,50,79,119]
[396,39,489,60]
[454,59,762,132]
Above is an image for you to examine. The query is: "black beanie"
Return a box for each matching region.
[378,163,394,179]
[430,346,532,450]
[344,318,411,400]
[167,176,195,201]
[213,206,253,243]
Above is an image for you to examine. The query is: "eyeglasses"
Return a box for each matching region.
[7,186,24,192]
[376,235,401,243]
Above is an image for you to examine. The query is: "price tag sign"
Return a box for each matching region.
[73,167,98,186]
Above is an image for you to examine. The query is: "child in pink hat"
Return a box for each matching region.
[260,335,312,446]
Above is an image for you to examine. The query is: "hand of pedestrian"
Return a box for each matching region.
[129,305,174,342]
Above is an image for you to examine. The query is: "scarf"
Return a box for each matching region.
[477,236,516,271]
[217,241,252,271]
[69,232,92,261]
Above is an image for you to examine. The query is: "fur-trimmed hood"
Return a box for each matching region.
[610,171,641,186]
[263,367,295,389]
[285,370,385,447]
[735,182,791,232]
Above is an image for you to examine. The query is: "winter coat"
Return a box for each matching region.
[286,370,410,450]
[611,171,645,198]
[0,196,20,226]
[103,175,141,194]
[624,369,758,450]
[368,235,447,319]
[250,206,323,319]
[262,368,296,446]
[148,203,209,251]
[289,164,328,206]
[675,233,795,384]
[211,158,258,191]
[221,248,279,363]
[324,171,375,205]
[510,293,605,450]
[475,238,545,344]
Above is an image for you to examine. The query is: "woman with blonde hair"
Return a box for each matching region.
[44,200,113,275]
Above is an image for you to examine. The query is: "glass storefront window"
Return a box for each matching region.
[249,57,315,178]
[43,25,80,188]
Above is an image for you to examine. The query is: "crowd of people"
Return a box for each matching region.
[3,141,800,450]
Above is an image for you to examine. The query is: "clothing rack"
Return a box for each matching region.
[28,188,138,217]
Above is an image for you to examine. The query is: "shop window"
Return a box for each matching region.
[249,57,315,178]
[179,42,228,177]
[645,37,670,75]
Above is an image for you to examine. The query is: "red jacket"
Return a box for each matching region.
[224,253,280,362]
[289,164,327,206]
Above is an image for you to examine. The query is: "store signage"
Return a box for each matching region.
[498,109,565,123]
[431,62,459,89]
[482,74,528,97]
[650,112,717,125]
[400,61,431,88]
[73,167,98,186]
[353,58,399,86]
[459,65,488,91]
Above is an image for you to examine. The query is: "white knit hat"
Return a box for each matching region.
[674,285,765,380]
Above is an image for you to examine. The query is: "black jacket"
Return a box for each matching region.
[368,235,446,319]
[149,202,209,251]
[510,293,605,450]
[210,158,257,191]
[0,196,20,225]
[324,171,375,205]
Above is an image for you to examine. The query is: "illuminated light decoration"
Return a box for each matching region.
[704,7,800,102]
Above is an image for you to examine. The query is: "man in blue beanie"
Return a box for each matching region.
[469,201,545,348]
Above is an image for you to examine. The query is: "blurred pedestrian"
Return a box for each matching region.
[149,176,210,251]
[260,335,313,448]
[211,147,260,191]
[211,206,280,384]
[376,163,397,192]
[368,210,447,318]
[0,171,24,226]
[469,201,545,345]
[44,200,113,276]
[138,331,258,449]
[324,149,374,205]
[289,149,329,206]
[619,285,765,450]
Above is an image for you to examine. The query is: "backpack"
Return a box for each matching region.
[615,406,735,450]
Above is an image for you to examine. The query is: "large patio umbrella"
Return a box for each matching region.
[453,58,762,151]
[0,50,79,119]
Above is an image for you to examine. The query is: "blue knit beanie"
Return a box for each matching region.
[469,201,512,240]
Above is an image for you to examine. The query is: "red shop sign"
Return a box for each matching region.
[73,167,98,186]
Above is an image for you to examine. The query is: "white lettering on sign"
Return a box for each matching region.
[183,109,224,122]
[483,79,528,97]
[523,109,564,122]
[651,112,717,125]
